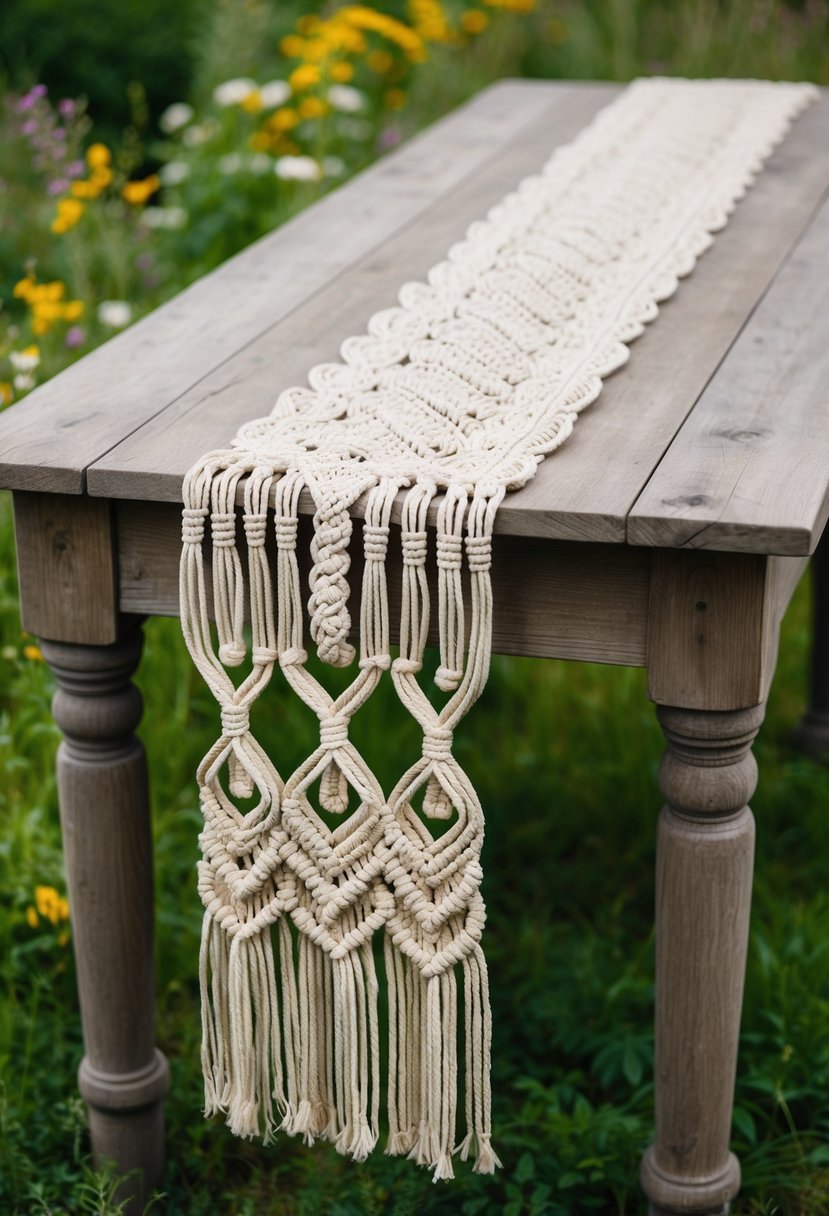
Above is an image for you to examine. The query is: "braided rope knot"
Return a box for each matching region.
[243,512,268,547]
[221,703,250,737]
[182,506,208,545]
[436,533,463,570]
[363,523,390,561]
[319,716,349,749]
[211,512,237,548]
[401,530,428,566]
[275,515,298,549]
[465,534,492,572]
[422,726,454,763]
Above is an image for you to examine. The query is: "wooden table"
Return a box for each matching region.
[2,80,829,1215]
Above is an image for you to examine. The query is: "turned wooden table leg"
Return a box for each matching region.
[793,530,829,756]
[640,704,762,1216]
[41,626,169,1214]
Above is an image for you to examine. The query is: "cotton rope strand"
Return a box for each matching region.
[180,78,817,1177]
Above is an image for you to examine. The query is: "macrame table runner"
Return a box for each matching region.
[180,78,815,1178]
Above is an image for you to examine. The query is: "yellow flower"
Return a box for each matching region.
[460,8,489,32]
[51,197,85,234]
[289,63,321,92]
[367,49,394,72]
[384,87,407,110]
[86,142,111,169]
[35,885,69,924]
[24,643,43,661]
[338,6,426,60]
[330,60,354,82]
[22,344,40,359]
[241,90,263,113]
[58,930,70,948]
[122,174,160,206]
[280,33,306,57]
[297,14,320,33]
[269,107,300,131]
[63,301,84,323]
[13,275,35,302]
[26,905,38,928]
[299,96,328,120]
[0,382,12,406]
[249,130,272,152]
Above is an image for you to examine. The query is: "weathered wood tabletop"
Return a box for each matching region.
[1,80,828,1216]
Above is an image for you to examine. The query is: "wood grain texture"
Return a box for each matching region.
[629,193,829,555]
[43,627,169,1215]
[87,94,829,550]
[640,705,761,1216]
[0,80,581,495]
[646,549,808,711]
[13,492,119,645]
[116,498,650,665]
[87,84,616,505]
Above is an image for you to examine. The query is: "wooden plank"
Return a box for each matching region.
[628,194,829,555]
[116,499,650,665]
[89,94,829,549]
[88,84,617,504]
[13,491,119,645]
[0,80,581,496]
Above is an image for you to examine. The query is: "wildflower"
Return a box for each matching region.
[248,153,272,175]
[0,382,12,406]
[51,197,85,234]
[140,205,188,230]
[218,153,243,175]
[86,142,111,170]
[159,101,194,133]
[58,930,70,948]
[212,78,257,107]
[58,97,76,118]
[122,174,160,205]
[65,326,86,348]
[280,34,306,57]
[299,97,328,120]
[159,160,190,186]
[23,642,43,660]
[337,6,426,60]
[328,84,364,113]
[63,300,83,322]
[182,121,216,147]
[460,8,489,32]
[330,61,355,83]
[9,346,40,372]
[367,49,394,72]
[26,906,39,928]
[13,373,34,391]
[384,88,407,110]
[35,885,69,924]
[275,155,322,182]
[98,300,132,328]
[241,90,264,113]
[269,107,300,131]
[259,80,292,108]
[289,64,321,92]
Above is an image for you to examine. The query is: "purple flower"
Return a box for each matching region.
[21,119,37,136]
[53,128,66,140]
[47,178,70,195]
[67,159,84,178]
[378,125,402,150]
[58,98,76,118]
[65,326,86,349]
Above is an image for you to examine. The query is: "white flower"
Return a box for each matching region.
[248,153,272,175]
[9,349,40,372]
[337,117,372,140]
[327,84,364,113]
[140,205,188,230]
[275,155,322,182]
[159,102,194,134]
[259,80,291,108]
[13,372,35,391]
[182,120,216,147]
[218,153,242,175]
[322,155,346,178]
[159,160,190,186]
[212,78,257,107]
[98,300,132,329]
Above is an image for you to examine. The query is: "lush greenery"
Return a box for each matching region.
[1,1,829,1213]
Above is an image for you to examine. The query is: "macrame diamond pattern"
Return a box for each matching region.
[180,78,816,1178]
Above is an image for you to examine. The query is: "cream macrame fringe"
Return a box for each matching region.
[181,79,815,1178]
